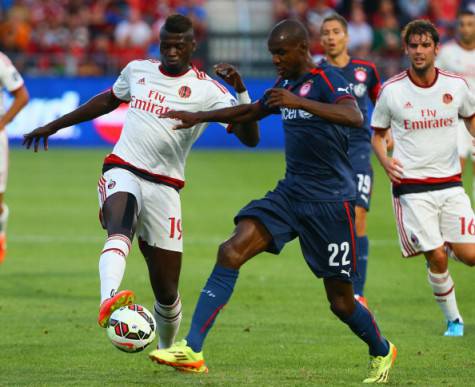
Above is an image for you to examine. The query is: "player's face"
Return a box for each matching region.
[406,33,439,73]
[458,14,475,45]
[160,31,196,74]
[320,20,348,58]
[268,36,307,79]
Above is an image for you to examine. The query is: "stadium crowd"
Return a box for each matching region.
[0,0,473,77]
[0,0,207,75]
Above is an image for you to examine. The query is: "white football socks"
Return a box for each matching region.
[0,203,9,234]
[99,234,131,303]
[427,270,463,323]
[154,295,182,349]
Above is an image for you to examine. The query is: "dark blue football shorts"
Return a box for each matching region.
[234,188,357,281]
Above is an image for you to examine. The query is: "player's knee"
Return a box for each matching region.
[156,288,179,306]
[426,248,448,272]
[217,241,245,269]
[329,299,353,320]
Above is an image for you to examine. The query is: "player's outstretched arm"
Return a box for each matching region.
[265,88,363,127]
[214,63,259,147]
[372,129,403,184]
[162,102,267,129]
[23,90,122,152]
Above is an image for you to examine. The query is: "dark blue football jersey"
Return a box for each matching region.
[319,58,381,163]
[259,67,356,202]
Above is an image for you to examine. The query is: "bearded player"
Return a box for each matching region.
[372,19,475,337]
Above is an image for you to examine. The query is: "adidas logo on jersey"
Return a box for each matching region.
[404,101,413,109]
[137,78,146,85]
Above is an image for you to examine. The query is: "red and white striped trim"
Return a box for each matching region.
[434,285,454,297]
[394,173,462,186]
[392,197,418,257]
[101,247,126,257]
[107,233,132,251]
[98,176,107,207]
[377,71,407,99]
[438,68,470,87]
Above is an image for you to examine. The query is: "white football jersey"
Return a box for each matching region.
[109,59,238,188]
[371,69,475,181]
[437,40,475,89]
[0,52,24,115]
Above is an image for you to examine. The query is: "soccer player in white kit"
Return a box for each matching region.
[23,14,259,350]
[0,52,29,264]
[437,9,475,199]
[372,20,475,337]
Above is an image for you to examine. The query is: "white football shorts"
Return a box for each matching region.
[456,121,475,159]
[97,168,183,252]
[0,130,8,193]
[392,186,475,257]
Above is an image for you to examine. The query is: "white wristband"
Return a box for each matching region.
[237,90,251,104]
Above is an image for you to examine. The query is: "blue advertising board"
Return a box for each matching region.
[7,77,284,149]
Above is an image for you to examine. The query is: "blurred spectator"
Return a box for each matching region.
[429,0,460,39]
[176,0,207,41]
[347,5,373,56]
[114,8,151,48]
[0,0,469,78]
[0,4,31,51]
[397,0,429,25]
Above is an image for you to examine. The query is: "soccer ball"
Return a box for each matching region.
[106,304,156,353]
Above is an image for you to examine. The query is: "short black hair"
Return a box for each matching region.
[458,9,475,18]
[163,14,193,34]
[402,19,439,46]
[321,13,348,33]
[270,19,309,45]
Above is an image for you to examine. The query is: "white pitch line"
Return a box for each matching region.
[8,234,400,246]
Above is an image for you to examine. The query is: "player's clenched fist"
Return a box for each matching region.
[23,125,58,152]
[265,88,302,108]
[214,63,246,93]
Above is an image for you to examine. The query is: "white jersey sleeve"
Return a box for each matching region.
[203,78,238,129]
[459,82,475,118]
[0,52,23,92]
[371,88,391,129]
[112,62,132,102]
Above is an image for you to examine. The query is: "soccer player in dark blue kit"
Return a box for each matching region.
[150,19,397,383]
[319,14,384,308]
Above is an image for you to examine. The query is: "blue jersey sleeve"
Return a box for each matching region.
[313,68,355,104]
[258,77,283,114]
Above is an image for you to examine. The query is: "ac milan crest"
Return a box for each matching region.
[108,180,116,189]
[299,82,312,96]
[354,67,367,82]
[442,93,453,104]
[178,86,192,98]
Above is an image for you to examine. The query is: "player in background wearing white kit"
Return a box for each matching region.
[372,19,475,337]
[22,14,259,349]
[437,10,475,199]
[0,53,29,264]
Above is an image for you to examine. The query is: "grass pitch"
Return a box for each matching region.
[1,148,474,386]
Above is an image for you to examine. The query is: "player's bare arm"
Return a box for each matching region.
[372,129,403,184]
[163,102,268,129]
[214,63,260,147]
[23,90,122,152]
[464,115,475,137]
[265,88,363,127]
[0,85,29,131]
